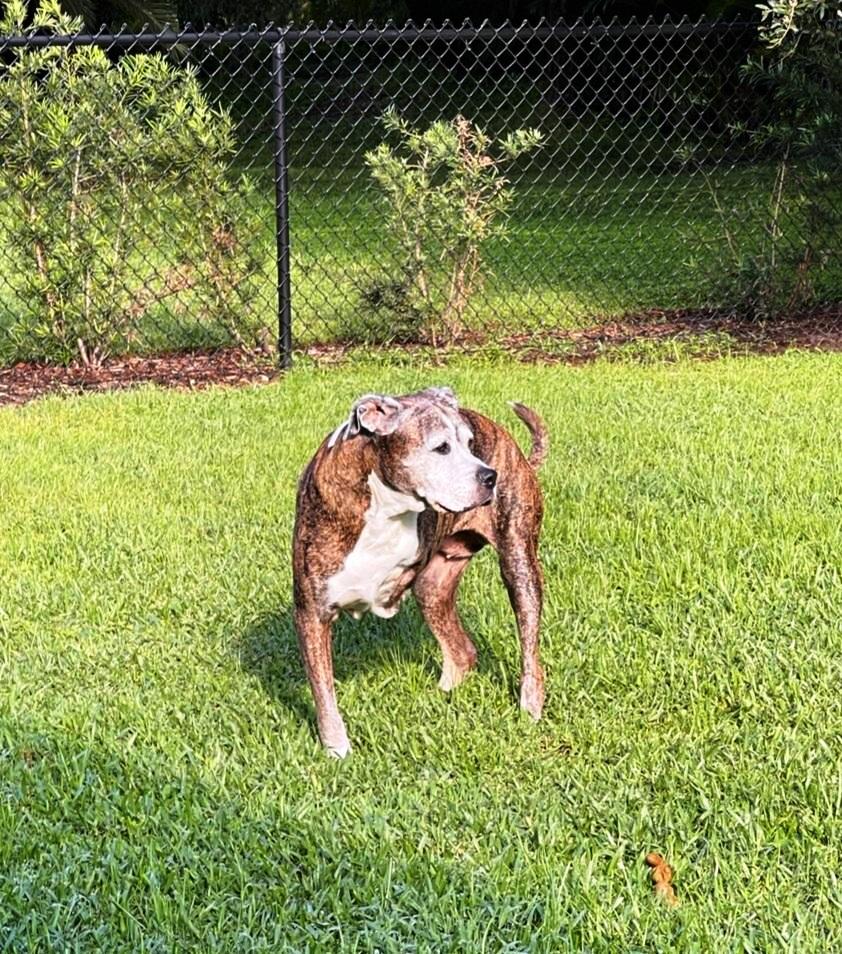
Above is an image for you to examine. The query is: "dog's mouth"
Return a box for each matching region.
[429,501,462,515]
[425,491,495,515]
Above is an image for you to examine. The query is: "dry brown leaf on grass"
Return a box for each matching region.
[645,852,679,908]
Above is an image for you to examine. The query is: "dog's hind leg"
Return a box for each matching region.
[294,609,350,758]
[413,548,478,692]
[498,534,545,721]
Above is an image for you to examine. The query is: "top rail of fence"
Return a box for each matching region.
[0,17,755,50]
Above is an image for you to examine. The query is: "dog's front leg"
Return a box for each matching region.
[413,551,478,691]
[294,608,350,758]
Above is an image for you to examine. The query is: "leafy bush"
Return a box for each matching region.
[748,0,842,310]
[0,0,264,365]
[691,0,841,318]
[364,109,542,343]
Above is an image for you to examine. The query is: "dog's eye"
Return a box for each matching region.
[433,442,451,455]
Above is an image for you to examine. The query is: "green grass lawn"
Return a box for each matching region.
[287,163,777,342]
[3,159,839,362]
[2,41,841,363]
[2,76,841,362]
[2,352,842,949]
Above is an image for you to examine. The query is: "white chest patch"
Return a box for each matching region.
[326,473,425,619]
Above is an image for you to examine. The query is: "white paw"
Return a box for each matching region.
[520,678,545,721]
[321,719,351,759]
[438,660,469,692]
[326,738,352,759]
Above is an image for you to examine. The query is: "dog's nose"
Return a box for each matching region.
[477,466,497,489]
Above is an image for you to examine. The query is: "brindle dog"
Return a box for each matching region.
[293,386,548,757]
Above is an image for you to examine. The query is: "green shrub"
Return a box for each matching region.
[364,109,541,344]
[689,0,841,318]
[0,0,264,365]
[748,0,842,311]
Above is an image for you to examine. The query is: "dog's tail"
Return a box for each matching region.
[509,402,548,470]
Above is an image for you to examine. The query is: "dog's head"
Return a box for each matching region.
[328,387,496,513]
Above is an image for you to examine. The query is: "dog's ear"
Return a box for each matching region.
[418,386,459,409]
[329,393,403,447]
[352,394,403,437]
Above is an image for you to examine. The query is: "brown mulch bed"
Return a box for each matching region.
[3,307,842,408]
[0,348,281,408]
[504,307,842,364]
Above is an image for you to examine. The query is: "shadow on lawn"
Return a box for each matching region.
[0,718,518,948]
[236,599,500,739]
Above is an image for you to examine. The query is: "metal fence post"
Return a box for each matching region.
[271,37,293,368]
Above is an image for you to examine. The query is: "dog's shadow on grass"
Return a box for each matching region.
[235,601,500,734]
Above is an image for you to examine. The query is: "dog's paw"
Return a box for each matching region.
[326,739,352,759]
[320,720,351,759]
[438,652,476,692]
[520,674,545,721]
[438,665,467,692]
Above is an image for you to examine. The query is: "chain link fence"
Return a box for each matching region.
[0,17,839,368]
